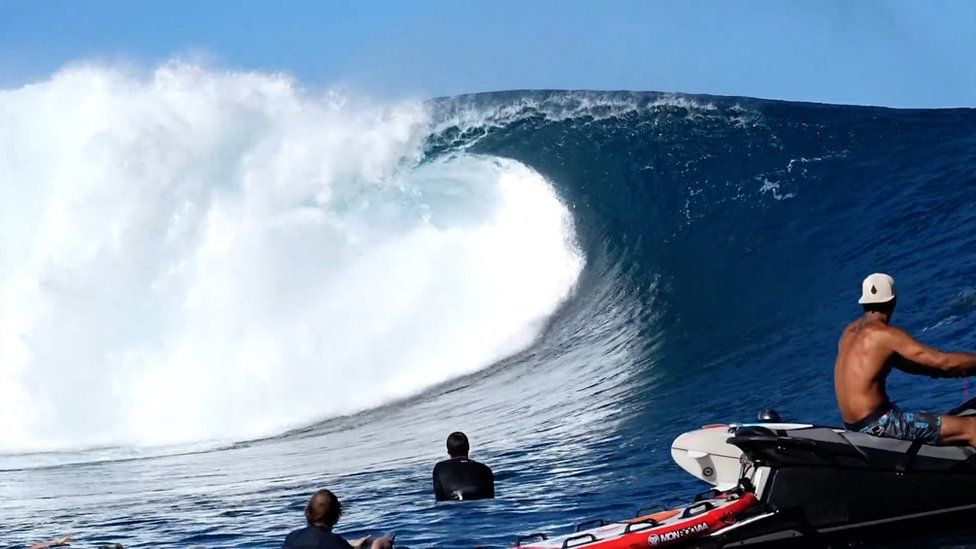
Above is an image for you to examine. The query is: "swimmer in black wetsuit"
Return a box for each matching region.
[432,431,495,501]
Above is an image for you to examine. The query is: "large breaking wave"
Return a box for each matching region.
[5,64,976,547]
[0,64,583,452]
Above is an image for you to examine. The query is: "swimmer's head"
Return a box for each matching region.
[447,431,469,458]
[305,489,342,529]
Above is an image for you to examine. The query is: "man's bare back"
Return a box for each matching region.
[834,317,896,424]
[836,273,976,446]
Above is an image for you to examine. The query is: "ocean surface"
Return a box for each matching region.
[3,66,976,548]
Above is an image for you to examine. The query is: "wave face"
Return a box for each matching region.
[4,71,976,547]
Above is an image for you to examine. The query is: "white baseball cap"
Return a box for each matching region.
[859,273,896,304]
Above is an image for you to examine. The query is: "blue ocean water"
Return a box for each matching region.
[4,89,976,548]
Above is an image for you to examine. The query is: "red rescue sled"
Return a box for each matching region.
[514,491,756,548]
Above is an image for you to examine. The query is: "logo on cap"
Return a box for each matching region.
[871,285,877,294]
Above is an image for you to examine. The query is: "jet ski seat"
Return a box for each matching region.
[730,425,976,474]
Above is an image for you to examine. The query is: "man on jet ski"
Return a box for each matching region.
[835,273,976,446]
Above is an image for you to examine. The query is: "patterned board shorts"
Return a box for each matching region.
[850,403,942,445]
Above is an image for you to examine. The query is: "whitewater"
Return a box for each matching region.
[0,64,583,454]
[4,63,976,548]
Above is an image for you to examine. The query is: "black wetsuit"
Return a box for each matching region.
[283,525,353,549]
[432,456,495,501]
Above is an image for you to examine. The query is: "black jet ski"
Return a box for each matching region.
[673,398,976,547]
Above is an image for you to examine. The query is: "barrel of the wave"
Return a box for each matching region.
[513,491,757,548]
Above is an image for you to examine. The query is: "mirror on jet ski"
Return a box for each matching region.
[756,408,782,422]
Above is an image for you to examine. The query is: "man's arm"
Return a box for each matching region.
[885,327,976,377]
[29,537,72,549]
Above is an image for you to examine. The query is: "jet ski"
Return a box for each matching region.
[672,398,976,547]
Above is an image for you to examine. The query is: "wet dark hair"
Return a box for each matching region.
[305,489,342,529]
[447,431,469,458]
[862,297,896,316]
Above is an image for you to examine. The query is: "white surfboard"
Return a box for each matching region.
[671,423,813,489]
[671,425,743,490]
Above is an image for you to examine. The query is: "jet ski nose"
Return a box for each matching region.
[757,408,782,422]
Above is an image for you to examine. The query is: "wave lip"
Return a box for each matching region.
[0,64,584,455]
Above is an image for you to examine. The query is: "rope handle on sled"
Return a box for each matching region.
[561,533,598,548]
[574,519,609,532]
[624,517,660,533]
[681,501,716,519]
[634,505,659,517]
[515,533,547,546]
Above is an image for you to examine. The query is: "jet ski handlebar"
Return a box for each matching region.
[948,395,976,416]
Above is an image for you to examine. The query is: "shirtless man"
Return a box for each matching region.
[835,273,976,446]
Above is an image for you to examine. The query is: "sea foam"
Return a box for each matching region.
[0,63,583,452]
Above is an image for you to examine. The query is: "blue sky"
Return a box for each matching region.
[2,1,975,107]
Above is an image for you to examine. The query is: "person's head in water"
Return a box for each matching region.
[305,489,342,530]
[859,273,896,320]
[447,431,469,458]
